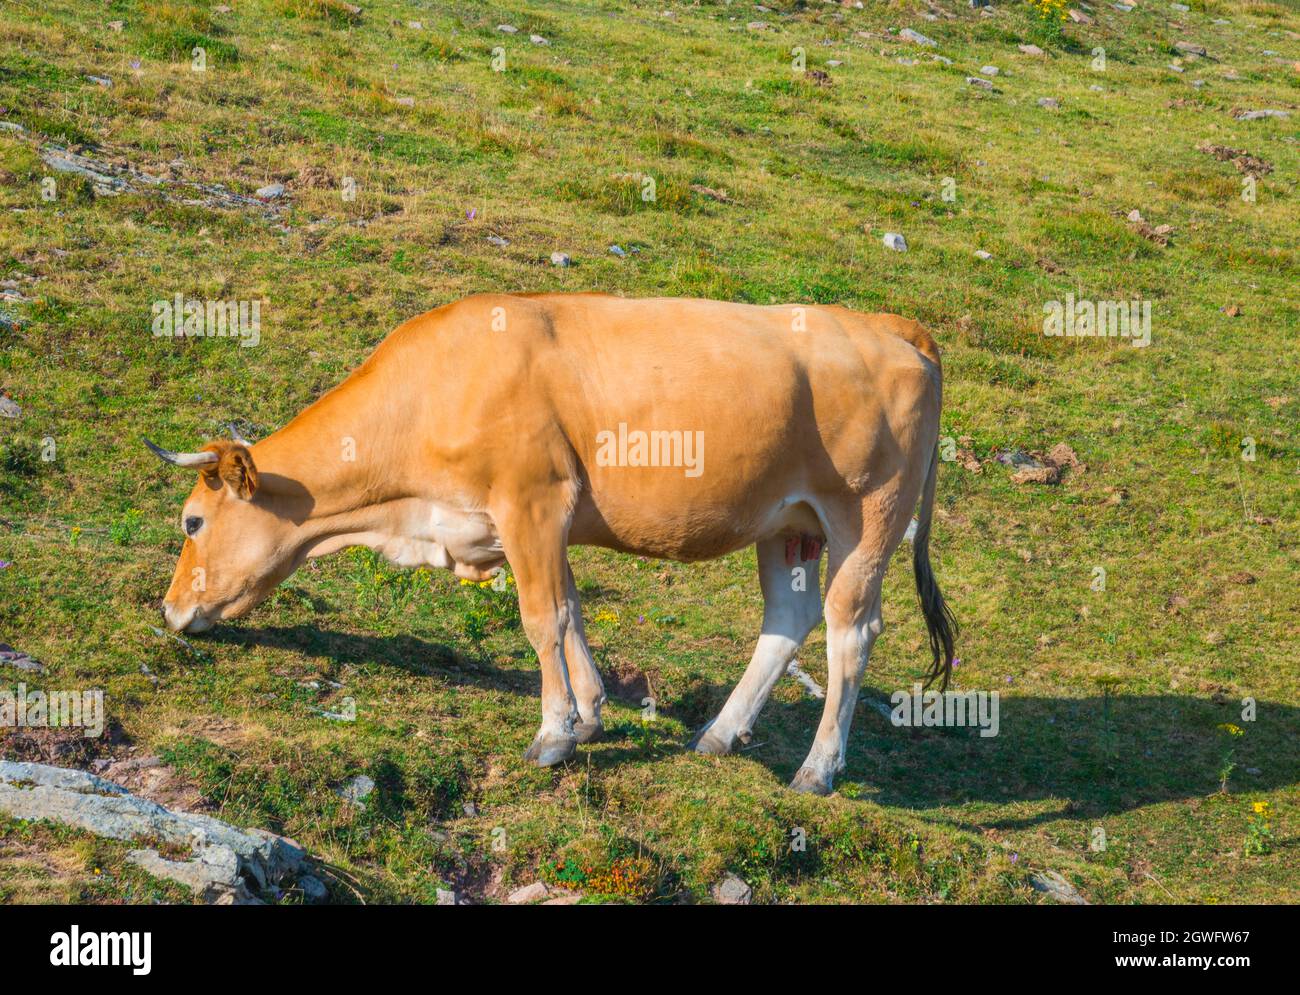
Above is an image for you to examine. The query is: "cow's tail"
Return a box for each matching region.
[913,440,958,691]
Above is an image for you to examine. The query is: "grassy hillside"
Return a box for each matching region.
[1,0,1297,903]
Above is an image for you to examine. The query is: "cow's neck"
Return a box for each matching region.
[247,365,503,577]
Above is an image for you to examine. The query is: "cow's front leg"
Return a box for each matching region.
[565,565,606,743]
[500,510,580,767]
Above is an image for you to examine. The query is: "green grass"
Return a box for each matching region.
[1,0,1298,904]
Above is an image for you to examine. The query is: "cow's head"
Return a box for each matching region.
[145,432,296,633]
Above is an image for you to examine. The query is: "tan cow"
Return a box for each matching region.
[146,294,956,794]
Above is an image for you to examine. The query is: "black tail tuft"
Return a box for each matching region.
[912,450,958,691]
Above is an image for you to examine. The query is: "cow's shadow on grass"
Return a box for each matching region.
[209,624,537,696]
[746,689,1300,830]
[207,625,1299,829]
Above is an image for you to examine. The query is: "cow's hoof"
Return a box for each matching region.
[788,767,832,796]
[523,733,577,767]
[574,718,603,744]
[687,727,733,756]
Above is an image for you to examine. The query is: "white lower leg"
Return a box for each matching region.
[793,593,882,792]
[695,536,822,753]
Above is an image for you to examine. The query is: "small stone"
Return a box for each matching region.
[529,34,549,45]
[298,875,329,903]
[1235,108,1290,120]
[974,250,992,260]
[85,75,113,87]
[882,232,908,251]
[1018,44,1044,56]
[966,76,995,88]
[1068,9,1092,23]
[107,20,124,31]
[338,774,375,807]
[255,182,286,200]
[980,65,999,76]
[1170,3,1189,11]
[507,881,550,904]
[1168,64,1185,73]
[1037,96,1060,109]
[1090,84,1104,91]
[486,235,510,247]
[462,801,478,817]
[609,244,627,258]
[407,21,423,29]
[542,894,582,905]
[436,888,457,906]
[898,28,937,47]
[826,60,842,67]
[550,251,571,267]
[394,96,415,107]
[747,21,769,31]
[1175,41,1208,57]
[497,24,518,33]
[1030,870,1087,905]
[712,872,753,905]
[0,396,21,421]
[1113,2,1133,9]
[1246,767,1262,776]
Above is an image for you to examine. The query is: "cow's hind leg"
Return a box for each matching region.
[564,564,607,743]
[789,540,887,796]
[690,534,822,755]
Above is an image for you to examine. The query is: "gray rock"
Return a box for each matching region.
[1030,870,1088,904]
[0,643,37,672]
[974,250,993,260]
[85,75,113,88]
[899,28,937,47]
[712,872,753,905]
[1235,109,1290,120]
[882,232,908,251]
[609,244,627,258]
[529,34,548,46]
[1018,44,1044,56]
[127,844,253,904]
[541,894,582,905]
[980,65,999,76]
[255,182,285,200]
[297,874,329,903]
[1174,41,1207,57]
[967,76,995,89]
[550,251,571,267]
[0,761,305,893]
[436,887,457,905]
[507,881,550,904]
[497,24,518,34]
[338,774,375,807]
[0,121,25,133]
[1170,3,1189,11]
[486,234,510,247]
[1037,96,1060,109]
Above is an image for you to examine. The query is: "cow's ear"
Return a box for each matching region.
[201,442,259,500]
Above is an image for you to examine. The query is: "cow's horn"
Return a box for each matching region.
[142,437,218,467]
[228,424,253,445]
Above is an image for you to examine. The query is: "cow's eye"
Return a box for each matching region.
[184,516,203,537]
